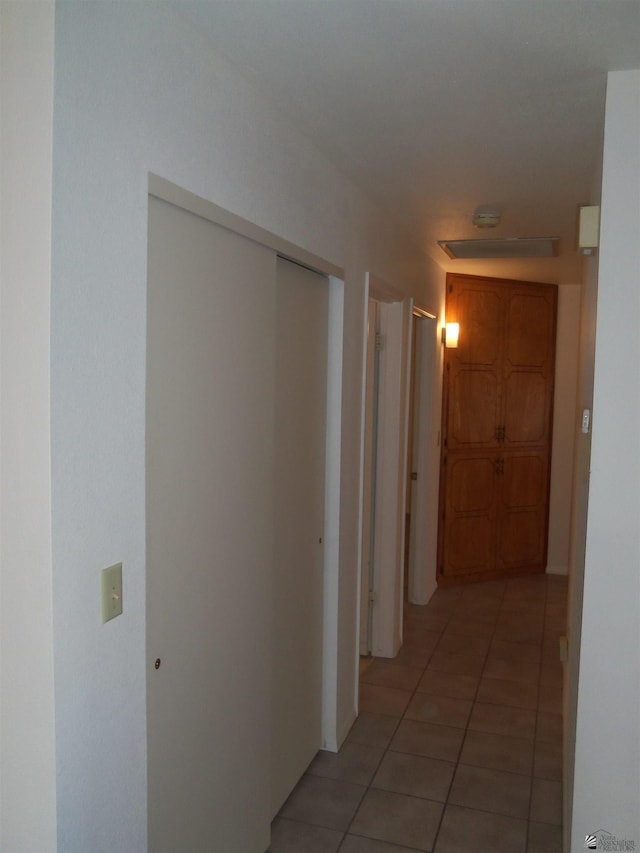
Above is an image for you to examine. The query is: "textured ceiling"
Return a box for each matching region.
[183,0,640,283]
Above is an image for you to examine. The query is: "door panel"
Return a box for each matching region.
[446,281,503,452]
[407,316,439,605]
[503,287,555,449]
[503,372,547,444]
[449,456,496,512]
[497,452,548,569]
[450,370,499,447]
[147,196,275,853]
[505,291,555,368]
[501,453,545,507]
[455,286,502,366]
[360,299,378,654]
[446,516,495,575]
[498,509,545,566]
[443,454,498,576]
[271,257,328,816]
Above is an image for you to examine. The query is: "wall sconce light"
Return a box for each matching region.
[442,322,460,348]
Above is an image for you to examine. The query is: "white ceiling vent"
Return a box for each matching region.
[438,237,559,260]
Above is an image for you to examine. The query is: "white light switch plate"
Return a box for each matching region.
[559,635,569,663]
[101,562,123,622]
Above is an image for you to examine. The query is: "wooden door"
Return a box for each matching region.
[438,274,557,585]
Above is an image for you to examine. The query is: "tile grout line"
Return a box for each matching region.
[270,576,567,852]
[339,593,452,851]
[335,711,403,851]
[525,582,549,852]
[429,580,508,852]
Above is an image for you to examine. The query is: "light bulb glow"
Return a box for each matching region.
[445,322,460,348]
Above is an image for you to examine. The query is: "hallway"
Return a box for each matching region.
[269,574,566,853]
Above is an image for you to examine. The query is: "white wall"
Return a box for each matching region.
[5,3,587,848]
[547,284,581,575]
[0,3,57,850]
[571,69,640,850]
[50,3,442,850]
[564,176,600,851]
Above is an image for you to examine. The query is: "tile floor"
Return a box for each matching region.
[268,573,567,853]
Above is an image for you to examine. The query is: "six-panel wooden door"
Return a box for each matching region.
[438,274,557,584]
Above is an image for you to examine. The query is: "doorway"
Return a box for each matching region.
[358,286,440,661]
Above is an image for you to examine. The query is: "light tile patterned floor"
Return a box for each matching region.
[269,574,567,853]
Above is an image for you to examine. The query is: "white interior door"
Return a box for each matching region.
[364,296,412,659]
[146,196,276,853]
[271,257,328,815]
[408,316,439,605]
[359,298,378,656]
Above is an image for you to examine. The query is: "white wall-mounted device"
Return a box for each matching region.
[101,562,123,622]
[578,205,600,254]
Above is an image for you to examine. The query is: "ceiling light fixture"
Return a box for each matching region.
[438,237,560,260]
